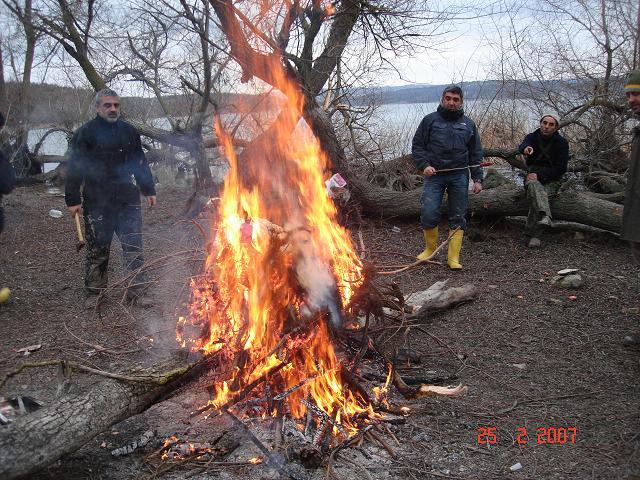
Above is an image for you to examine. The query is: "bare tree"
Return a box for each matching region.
[1,0,47,175]
[486,0,638,174]
[8,0,240,187]
[206,0,461,194]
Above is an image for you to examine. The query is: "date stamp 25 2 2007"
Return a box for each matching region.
[477,426,577,446]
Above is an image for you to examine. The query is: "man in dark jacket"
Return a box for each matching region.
[518,114,569,247]
[0,111,16,236]
[622,70,640,264]
[411,84,483,270]
[65,89,157,307]
[622,70,640,348]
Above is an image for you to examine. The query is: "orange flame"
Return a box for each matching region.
[325,3,336,15]
[179,0,373,435]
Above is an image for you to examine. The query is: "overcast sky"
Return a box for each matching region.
[384,2,523,86]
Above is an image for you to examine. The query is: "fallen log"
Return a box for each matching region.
[352,179,622,233]
[0,352,216,480]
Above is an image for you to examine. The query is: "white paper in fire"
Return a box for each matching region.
[325,172,350,203]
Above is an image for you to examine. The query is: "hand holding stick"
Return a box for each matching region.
[74,213,85,252]
[433,161,493,173]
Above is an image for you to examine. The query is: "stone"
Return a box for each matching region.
[559,274,584,289]
[527,237,541,248]
[551,273,584,289]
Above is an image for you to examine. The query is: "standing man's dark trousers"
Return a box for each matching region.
[83,202,147,297]
[524,179,560,238]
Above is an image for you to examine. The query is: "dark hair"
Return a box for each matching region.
[442,84,463,100]
[94,88,120,107]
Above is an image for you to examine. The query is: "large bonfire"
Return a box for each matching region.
[176,52,377,438]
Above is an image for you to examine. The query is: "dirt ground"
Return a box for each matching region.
[0,181,639,480]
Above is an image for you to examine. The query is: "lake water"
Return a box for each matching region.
[28,100,538,174]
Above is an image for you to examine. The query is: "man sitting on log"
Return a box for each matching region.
[411,84,484,269]
[518,114,569,248]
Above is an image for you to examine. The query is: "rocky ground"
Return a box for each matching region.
[0,181,639,480]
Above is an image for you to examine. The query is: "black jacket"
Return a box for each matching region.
[0,149,16,233]
[412,106,484,183]
[65,116,155,210]
[519,129,569,184]
[622,127,640,242]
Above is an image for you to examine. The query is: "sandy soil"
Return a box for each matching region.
[0,182,639,480]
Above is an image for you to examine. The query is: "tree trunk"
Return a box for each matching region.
[0,354,216,480]
[353,180,622,233]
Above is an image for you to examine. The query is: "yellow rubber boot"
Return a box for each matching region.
[447,229,464,270]
[417,227,438,261]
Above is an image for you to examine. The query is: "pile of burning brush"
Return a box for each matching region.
[173,213,466,466]
[170,63,466,474]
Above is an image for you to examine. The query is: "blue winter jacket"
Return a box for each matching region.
[65,116,156,210]
[411,106,484,183]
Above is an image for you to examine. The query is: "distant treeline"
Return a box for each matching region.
[351,79,588,105]
[1,82,282,127]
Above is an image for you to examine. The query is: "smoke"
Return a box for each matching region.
[290,229,343,330]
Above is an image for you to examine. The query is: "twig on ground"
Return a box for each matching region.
[63,320,142,356]
[365,430,397,457]
[414,327,466,368]
[358,228,366,259]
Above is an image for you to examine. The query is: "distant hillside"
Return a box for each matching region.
[351,79,585,105]
[1,82,282,126]
[1,78,608,126]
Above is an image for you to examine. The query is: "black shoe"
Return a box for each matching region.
[84,295,101,310]
[623,335,640,348]
[126,290,153,308]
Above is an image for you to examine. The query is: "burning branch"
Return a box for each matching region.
[222,407,307,480]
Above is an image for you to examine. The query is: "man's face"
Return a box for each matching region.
[96,96,121,123]
[539,116,558,137]
[441,92,462,111]
[627,91,640,115]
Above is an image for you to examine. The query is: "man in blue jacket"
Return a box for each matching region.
[65,89,157,307]
[518,114,569,247]
[412,84,484,269]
